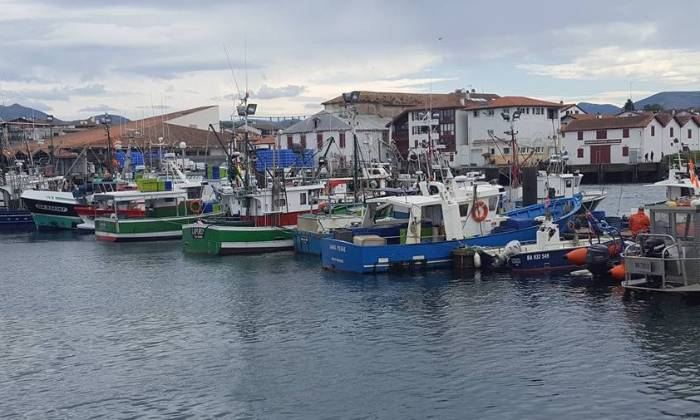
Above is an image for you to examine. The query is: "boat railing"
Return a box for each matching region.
[624,233,700,287]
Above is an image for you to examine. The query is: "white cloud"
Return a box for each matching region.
[519,47,700,84]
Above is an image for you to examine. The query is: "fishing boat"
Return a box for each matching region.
[0,171,42,232]
[320,178,582,273]
[475,213,622,274]
[182,180,324,254]
[183,94,327,254]
[94,183,222,241]
[621,202,700,294]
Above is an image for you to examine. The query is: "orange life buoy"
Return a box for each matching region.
[471,200,489,222]
[188,199,202,214]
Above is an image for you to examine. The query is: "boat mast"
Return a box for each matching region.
[342,91,361,203]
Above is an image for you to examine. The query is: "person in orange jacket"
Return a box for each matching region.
[629,206,650,236]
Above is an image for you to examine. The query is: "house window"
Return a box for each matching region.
[440,123,454,135]
[316,133,323,149]
[623,128,629,138]
[486,109,495,116]
[577,148,584,158]
[596,130,607,140]
[300,192,307,205]
[287,136,293,148]
[689,129,693,139]
[622,146,629,157]
[670,127,674,137]
[577,131,583,141]
[651,125,655,136]
[473,110,479,117]
[300,134,306,149]
[339,132,346,148]
[503,147,510,154]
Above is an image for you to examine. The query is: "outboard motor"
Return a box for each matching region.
[642,238,666,258]
[586,243,610,274]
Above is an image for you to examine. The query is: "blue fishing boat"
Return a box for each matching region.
[0,208,34,232]
[320,184,582,274]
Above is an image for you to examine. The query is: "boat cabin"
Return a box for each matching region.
[623,204,700,293]
[537,172,582,200]
[92,190,200,219]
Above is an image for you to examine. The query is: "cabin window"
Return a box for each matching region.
[652,211,671,235]
[503,147,510,154]
[689,129,693,139]
[459,204,470,217]
[577,131,583,140]
[577,148,584,158]
[300,193,307,205]
[622,146,629,157]
[274,198,287,207]
[623,128,629,138]
[287,136,293,148]
[596,130,607,140]
[339,132,346,148]
[651,126,655,136]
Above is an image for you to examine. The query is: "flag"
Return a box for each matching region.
[690,161,700,189]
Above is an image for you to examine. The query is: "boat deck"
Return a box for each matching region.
[622,278,700,294]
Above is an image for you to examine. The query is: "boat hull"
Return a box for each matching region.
[294,230,329,255]
[507,246,586,274]
[95,214,219,242]
[182,223,294,255]
[321,196,582,274]
[22,191,82,230]
[0,209,35,232]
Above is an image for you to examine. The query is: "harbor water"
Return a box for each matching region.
[2,184,699,419]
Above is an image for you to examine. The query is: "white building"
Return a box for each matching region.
[167,105,220,132]
[561,113,700,165]
[559,104,587,119]
[280,111,392,167]
[458,97,563,166]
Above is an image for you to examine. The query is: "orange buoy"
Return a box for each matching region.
[471,201,489,222]
[608,242,622,256]
[609,263,625,281]
[565,247,588,266]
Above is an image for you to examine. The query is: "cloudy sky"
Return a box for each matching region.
[1,0,699,120]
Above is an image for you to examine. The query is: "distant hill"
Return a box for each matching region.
[0,103,49,121]
[88,113,130,125]
[577,102,621,115]
[634,91,700,110]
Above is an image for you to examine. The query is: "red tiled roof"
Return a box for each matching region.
[322,90,499,106]
[654,113,673,127]
[43,106,220,151]
[464,96,562,110]
[675,115,691,126]
[561,113,655,132]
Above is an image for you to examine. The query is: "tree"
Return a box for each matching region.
[643,103,663,112]
[623,99,635,112]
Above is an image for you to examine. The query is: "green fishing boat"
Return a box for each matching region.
[94,188,222,242]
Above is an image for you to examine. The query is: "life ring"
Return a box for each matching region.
[188,199,203,214]
[471,201,489,222]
